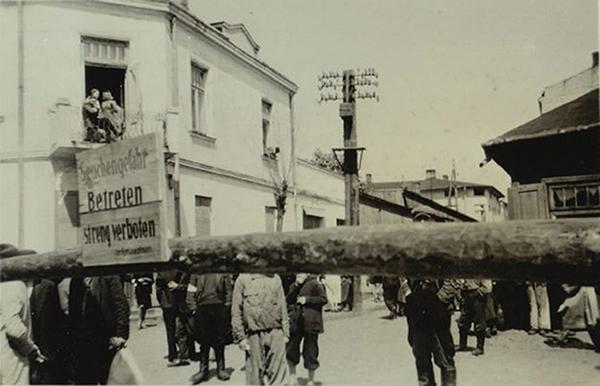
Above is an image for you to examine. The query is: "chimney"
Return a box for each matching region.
[425,169,436,180]
[442,174,449,180]
[593,51,599,68]
[366,173,372,187]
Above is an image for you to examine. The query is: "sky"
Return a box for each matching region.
[192,0,598,195]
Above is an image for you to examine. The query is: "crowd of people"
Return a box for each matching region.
[0,244,130,385]
[2,241,599,386]
[0,242,330,386]
[154,270,328,386]
[375,276,600,385]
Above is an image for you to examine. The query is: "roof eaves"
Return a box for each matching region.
[482,122,600,149]
[169,3,298,93]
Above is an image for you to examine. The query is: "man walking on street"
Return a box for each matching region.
[406,278,460,386]
[189,273,233,384]
[231,274,290,385]
[286,274,328,386]
[156,269,194,367]
[456,279,492,356]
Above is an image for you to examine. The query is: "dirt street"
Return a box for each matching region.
[128,301,600,385]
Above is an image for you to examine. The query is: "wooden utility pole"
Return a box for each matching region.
[340,70,360,227]
[339,70,362,311]
[319,68,378,312]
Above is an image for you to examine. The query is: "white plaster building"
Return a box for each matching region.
[0,0,344,253]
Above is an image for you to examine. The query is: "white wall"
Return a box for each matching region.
[539,65,598,113]
[0,1,171,154]
[174,23,293,184]
[179,166,296,236]
[295,160,345,228]
[0,1,346,257]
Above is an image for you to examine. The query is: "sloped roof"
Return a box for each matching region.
[370,178,504,198]
[483,88,599,148]
[402,190,478,222]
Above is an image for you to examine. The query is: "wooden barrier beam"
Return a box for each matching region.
[0,248,173,282]
[1,219,600,284]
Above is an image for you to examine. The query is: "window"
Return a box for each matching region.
[82,37,127,66]
[265,206,277,233]
[444,188,457,197]
[191,64,207,134]
[262,100,272,155]
[82,38,128,108]
[473,187,485,196]
[81,37,128,142]
[550,183,600,211]
[195,195,212,236]
[336,219,346,226]
[303,213,324,230]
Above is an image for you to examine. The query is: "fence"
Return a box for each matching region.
[2,219,599,284]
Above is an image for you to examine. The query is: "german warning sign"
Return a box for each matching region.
[76,133,168,266]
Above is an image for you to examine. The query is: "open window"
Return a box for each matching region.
[85,66,126,107]
[82,37,128,103]
[82,37,129,142]
[262,99,272,156]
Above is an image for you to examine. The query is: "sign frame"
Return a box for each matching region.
[76,132,169,266]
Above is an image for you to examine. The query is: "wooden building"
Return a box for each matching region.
[482,54,599,221]
[482,52,599,330]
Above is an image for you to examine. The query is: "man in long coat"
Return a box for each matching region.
[69,275,130,384]
[406,278,460,386]
[30,278,69,384]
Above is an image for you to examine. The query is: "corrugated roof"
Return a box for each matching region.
[483,89,599,148]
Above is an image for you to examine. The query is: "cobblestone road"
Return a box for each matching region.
[128,301,600,386]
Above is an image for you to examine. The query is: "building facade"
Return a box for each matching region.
[364,170,506,223]
[0,0,345,254]
[482,52,599,221]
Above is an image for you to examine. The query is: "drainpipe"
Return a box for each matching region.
[289,93,299,231]
[17,0,25,247]
[174,155,181,237]
[168,15,181,237]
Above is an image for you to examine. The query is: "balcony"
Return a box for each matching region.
[48,98,180,159]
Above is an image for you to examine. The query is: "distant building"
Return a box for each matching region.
[364,170,506,223]
[482,52,599,220]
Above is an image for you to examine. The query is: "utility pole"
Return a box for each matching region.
[318,68,379,312]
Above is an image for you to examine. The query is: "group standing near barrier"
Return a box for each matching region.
[1,241,599,386]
